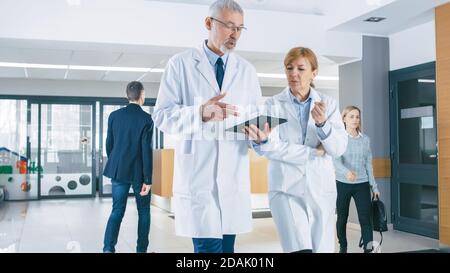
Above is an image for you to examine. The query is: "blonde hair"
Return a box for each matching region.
[284,47,318,88]
[342,105,362,133]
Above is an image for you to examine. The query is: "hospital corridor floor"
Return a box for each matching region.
[0,197,439,253]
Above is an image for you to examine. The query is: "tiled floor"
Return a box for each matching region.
[0,196,440,253]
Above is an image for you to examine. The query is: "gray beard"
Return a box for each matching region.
[220,43,234,54]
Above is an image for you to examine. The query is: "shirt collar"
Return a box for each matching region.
[347,131,362,138]
[289,89,312,105]
[203,40,229,67]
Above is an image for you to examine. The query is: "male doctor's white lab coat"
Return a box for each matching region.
[152,43,262,238]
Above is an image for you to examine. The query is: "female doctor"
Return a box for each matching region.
[244,47,347,253]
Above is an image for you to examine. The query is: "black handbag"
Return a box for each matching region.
[359,196,388,251]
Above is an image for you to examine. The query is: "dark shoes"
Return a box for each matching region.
[339,246,347,253]
[364,247,374,253]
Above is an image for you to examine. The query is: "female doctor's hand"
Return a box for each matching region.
[243,123,271,144]
[311,101,327,125]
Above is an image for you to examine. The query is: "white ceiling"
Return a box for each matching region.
[331,0,449,35]
[148,0,330,15]
[147,0,393,18]
[0,0,446,89]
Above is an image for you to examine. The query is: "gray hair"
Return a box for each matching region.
[208,0,244,17]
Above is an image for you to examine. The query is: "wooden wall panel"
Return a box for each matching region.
[249,149,269,193]
[373,158,391,178]
[151,149,270,196]
[151,149,174,198]
[436,2,450,246]
[151,149,390,198]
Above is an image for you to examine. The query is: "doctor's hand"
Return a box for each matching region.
[311,101,327,125]
[140,184,152,196]
[346,171,357,182]
[316,143,326,157]
[201,92,239,122]
[243,123,271,144]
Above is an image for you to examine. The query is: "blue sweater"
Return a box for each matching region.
[333,132,379,193]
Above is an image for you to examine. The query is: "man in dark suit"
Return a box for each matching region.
[103,81,153,253]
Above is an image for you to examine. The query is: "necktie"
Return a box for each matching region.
[215,57,224,90]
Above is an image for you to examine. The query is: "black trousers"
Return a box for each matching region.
[336,181,373,251]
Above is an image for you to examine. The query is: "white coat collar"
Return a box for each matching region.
[192,42,239,95]
[278,87,322,104]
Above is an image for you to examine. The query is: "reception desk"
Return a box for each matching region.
[151,149,269,198]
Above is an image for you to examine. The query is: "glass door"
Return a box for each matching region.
[98,101,156,196]
[390,62,438,238]
[0,99,38,200]
[31,101,96,198]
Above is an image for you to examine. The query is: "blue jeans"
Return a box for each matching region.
[192,235,236,253]
[103,180,151,253]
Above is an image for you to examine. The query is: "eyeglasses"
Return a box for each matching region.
[210,17,247,33]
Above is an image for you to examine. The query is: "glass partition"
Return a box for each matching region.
[0,99,38,200]
[39,103,94,197]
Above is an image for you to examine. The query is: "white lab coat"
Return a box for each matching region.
[254,87,347,252]
[152,43,262,238]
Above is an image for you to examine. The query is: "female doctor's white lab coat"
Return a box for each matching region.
[152,43,262,238]
[254,87,347,252]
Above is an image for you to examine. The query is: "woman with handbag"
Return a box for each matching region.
[334,106,380,253]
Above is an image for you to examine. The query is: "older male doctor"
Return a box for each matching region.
[152,0,262,253]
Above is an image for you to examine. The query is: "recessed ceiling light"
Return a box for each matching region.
[0,62,68,69]
[257,73,338,81]
[68,65,150,72]
[366,0,382,6]
[418,79,435,83]
[364,17,386,22]
[66,0,81,6]
[257,73,285,79]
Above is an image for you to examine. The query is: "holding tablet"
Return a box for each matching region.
[225,115,287,133]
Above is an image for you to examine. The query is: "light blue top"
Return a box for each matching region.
[333,132,379,193]
[288,90,331,142]
[203,39,229,72]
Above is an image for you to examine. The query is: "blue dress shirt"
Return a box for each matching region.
[203,40,229,75]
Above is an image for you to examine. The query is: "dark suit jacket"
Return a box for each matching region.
[103,103,153,185]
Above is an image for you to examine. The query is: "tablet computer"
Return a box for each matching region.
[225,115,287,133]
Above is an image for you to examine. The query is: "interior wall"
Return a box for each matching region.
[389,20,436,71]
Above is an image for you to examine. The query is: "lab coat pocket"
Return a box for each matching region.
[181,139,193,154]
